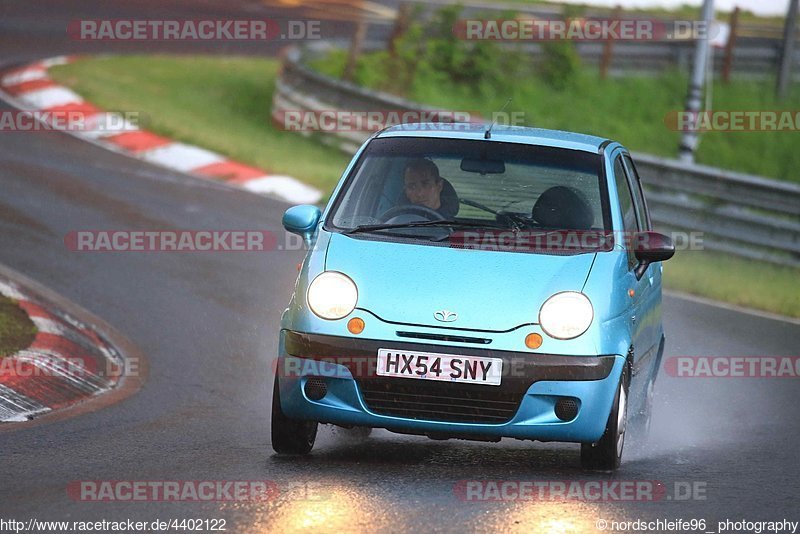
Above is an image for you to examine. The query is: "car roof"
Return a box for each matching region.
[376,123,613,153]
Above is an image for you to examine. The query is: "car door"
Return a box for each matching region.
[621,153,661,382]
[612,153,650,390]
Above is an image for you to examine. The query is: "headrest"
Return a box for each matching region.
[438,178,460,218]
[532,186,594,230]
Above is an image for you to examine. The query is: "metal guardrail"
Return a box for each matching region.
[381,1,800,79]
[272,45,800,267]
[569,41,798,79]
[632,154,800,265]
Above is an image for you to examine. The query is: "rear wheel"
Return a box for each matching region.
[271,375,317,455]
[581,369,628,470]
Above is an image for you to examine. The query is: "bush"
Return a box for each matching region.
[314,5,574,95]
[399,5,513,94]
[539,41,581,90]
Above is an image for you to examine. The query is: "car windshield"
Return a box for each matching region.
[327,136,610,252]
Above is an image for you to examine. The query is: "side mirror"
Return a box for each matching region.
[283,204,321,246]
[633,231,675,279]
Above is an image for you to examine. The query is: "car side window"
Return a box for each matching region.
[614,156,638,269]
[622,154,651,232]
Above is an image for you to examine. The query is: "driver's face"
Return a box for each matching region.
[404,169,443,210]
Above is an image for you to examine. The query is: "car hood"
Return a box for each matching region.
[324,233,596,332]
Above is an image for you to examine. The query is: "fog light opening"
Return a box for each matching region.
[303,377,328,401]
[554,397,580,421]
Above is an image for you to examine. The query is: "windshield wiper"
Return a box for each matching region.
[343,220,506,235]
[460,198,531,232]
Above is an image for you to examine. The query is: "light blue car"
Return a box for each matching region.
[272,123,674,469]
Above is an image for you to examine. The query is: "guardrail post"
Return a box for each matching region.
[722,7,739,83]
[389,3,412,57]
[599,5,621,80]
[344,19,368,82]
[776,0,799,100]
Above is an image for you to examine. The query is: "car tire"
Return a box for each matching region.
[580,367,628,470]
[271,374,318,455]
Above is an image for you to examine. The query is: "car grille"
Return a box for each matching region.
[395,331,492,345]
[358,380,523,424]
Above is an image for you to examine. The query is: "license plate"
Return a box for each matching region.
[376,349,502,386]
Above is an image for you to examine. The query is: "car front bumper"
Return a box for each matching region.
[276,330,626,443]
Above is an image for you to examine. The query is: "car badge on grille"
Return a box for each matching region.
[434,310,458,322]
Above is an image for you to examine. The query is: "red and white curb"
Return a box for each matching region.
[0,56,321,205]
[0,279,124,422]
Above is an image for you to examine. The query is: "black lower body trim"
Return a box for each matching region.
[282,331,616,423]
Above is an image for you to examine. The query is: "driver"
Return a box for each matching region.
[403,158,444,211]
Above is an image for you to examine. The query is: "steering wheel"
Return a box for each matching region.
[379,204,446,223]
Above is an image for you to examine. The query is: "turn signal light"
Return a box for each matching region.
[525,333,543,349]
[347,317,365,335]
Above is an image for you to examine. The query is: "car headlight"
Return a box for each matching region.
[538,292,593,340]
[307,271,358,320]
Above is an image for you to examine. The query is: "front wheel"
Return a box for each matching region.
[581,369,628,470]
[271,375,318,455]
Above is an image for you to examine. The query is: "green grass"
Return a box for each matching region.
[664,250,800,318]
[50,55,350,195]
[313,49,800,183]
[0,295,37,357]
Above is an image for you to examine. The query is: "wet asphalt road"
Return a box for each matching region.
[1,1,800,532]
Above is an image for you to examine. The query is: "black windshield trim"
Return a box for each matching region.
[324,137,612,239]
